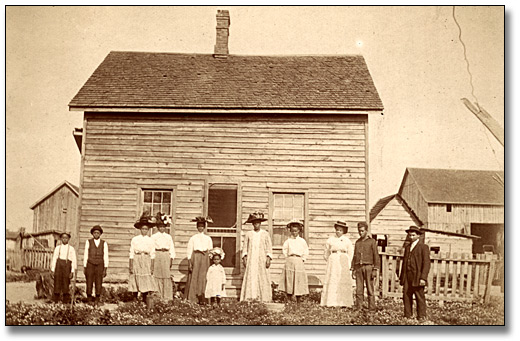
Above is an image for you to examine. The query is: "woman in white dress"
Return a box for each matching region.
[128,214,158,305]
[320,220,354,307]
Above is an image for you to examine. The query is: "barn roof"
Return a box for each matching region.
[69,52,383,111]
[400,168,504,206]
[30,181,79,210]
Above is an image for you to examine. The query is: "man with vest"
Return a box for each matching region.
[83,225,109,305]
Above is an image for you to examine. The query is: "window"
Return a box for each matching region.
[271,192,305,247]
[142,189,172,217]
[140,189,173,233]
[206,184,238,268]
[446,204,452,212]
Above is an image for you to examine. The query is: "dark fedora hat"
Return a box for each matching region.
[334,220,348,232]
[244,211,267,224]
[134,214,157,229]
[90,225,103,235]
[60,231,71,238]
[405,225,423,234]
[191,216,213,224]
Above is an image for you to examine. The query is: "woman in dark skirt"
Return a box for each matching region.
[51,232,77,303]
[185,216,213,304]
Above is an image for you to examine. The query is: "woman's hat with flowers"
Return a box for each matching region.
[191,216,213,224]
[244,211,267,224]
[209,247,225,260]
[134,212,157,229]
[286,219,304,230]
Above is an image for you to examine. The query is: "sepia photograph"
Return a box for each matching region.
[4,5,505,327]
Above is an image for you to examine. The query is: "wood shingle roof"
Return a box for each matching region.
[69,52,383,111]
[400,168,504,206]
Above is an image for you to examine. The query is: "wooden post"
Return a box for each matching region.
[382,254,388,298]
[466,255,473,299]
[484,254,496,304]
[474,254,481,299]
[442,252,450,299]
[451,252,458,298]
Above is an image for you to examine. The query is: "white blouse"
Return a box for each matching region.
[186,232,213,260]
[129,235,156,260]
[282,236,309,261]
[324,235,354,267]
[51,244,77,273]
[151,232,176,259]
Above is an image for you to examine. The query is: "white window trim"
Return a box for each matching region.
[268,189,309,249]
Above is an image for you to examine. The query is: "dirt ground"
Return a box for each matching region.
[6,281,40,304]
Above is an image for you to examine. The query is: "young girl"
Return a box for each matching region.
[205,247,227,306]
[128,214,158,305]
[279,220,309,303]
[51,232,77,303]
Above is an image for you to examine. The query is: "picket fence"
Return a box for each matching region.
[23,248,54,270]
[379,252,498,304]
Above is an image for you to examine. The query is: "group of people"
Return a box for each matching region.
[50,210,430,319]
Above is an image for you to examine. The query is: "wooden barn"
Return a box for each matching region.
[370,194,480,255]
[397,168,504,256]
[30,180,79,234]
[68,10,384,294]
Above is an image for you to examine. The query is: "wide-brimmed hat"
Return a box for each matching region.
[286,219,304,230]
[405,225,423,234]
[60,231,71,238]
[191,216,213,224]
[334,221,348,232]
[209,247,225,260]
[244,211,267,224]
[134,214,157,229]
[90,225,103,235]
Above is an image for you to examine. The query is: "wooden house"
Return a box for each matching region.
[30,180,79,234]
[370,194,479,255]
[398,168,504,255]
[68,10,383,294]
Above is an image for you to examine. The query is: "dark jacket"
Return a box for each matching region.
[352,236,380,269]
[399,241,430,286]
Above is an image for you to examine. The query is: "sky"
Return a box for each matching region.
[4,5,504,232]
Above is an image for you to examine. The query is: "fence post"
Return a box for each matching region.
[484,254,496,304]
[382,254,388,298]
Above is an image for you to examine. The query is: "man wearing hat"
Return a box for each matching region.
[399,226,431,320]
[51,232,77,303]
[240,211,273,302]
[83,225,109,305]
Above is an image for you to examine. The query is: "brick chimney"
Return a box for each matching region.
[214,10,230,58]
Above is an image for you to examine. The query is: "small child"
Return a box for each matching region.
[279,220,309,303]
[205,247,227,305]
[51,232,77,303]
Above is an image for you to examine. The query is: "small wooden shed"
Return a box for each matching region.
[398,168,504,255]
[370,194,479,255]
[68,10,384,294]
[30,180,79,234]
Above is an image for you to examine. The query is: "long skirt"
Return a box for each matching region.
[53,259,72,294]
[320,253,353,307]
[154,251,173,300]
[240,255,272,302]
[278,256,309,296]
[185,251,210,302]
[128,254,157,293]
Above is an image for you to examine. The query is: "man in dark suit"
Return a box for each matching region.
[399,226,430,320]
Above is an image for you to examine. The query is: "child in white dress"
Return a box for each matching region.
[205,247,227,305]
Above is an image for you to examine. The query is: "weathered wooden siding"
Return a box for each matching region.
[370,196,418,252]
[428,203,504,234]
[78,112,368,292]
[33,186,78,233]
[398,171,429,223]
[371,197,472,255]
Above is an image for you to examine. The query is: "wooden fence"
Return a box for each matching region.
[22,248,54,270]
[380,252,498,303]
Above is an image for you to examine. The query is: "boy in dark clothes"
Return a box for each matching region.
[51,232,77,303]
[83,225,109,305]
[351,222,380,311]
